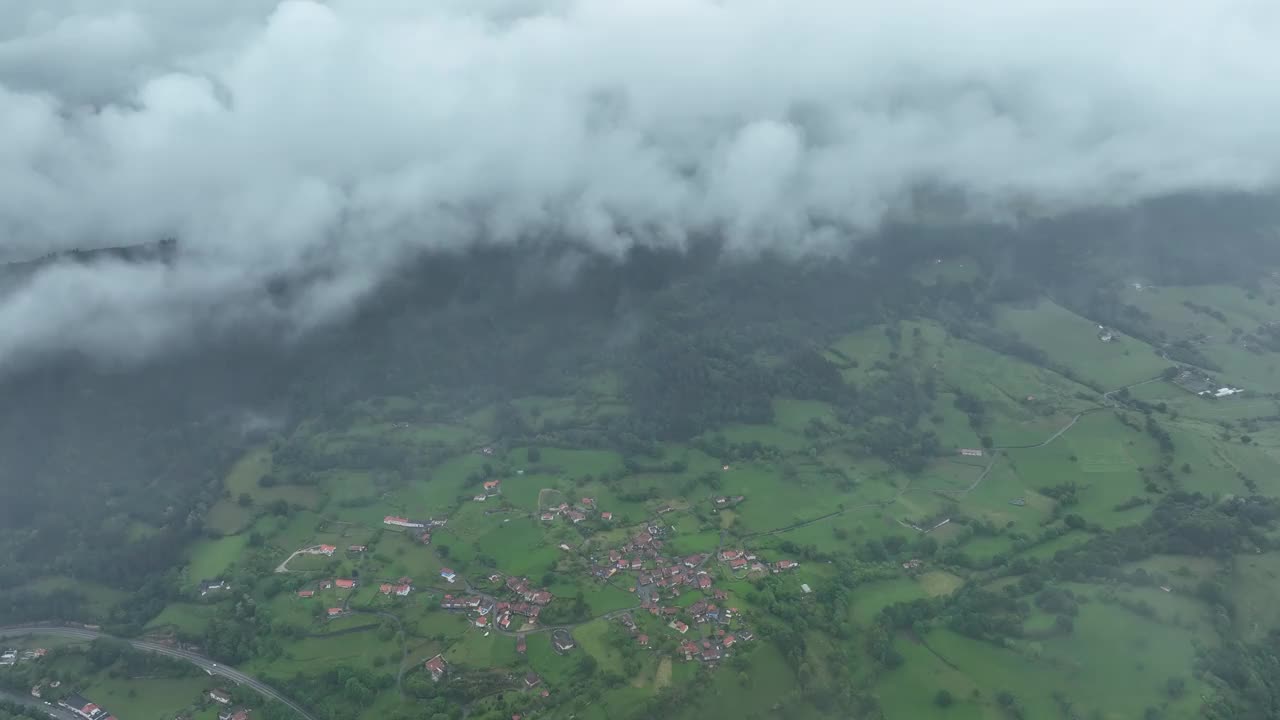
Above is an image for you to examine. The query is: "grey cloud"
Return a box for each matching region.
[2,0,1280,369]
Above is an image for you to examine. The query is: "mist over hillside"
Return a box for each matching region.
[4,0,1280,371]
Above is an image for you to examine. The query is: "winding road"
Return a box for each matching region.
[0,625,318,720]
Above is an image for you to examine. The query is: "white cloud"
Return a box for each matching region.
[2,0,1279,368]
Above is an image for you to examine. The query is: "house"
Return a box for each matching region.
[773,560,799,572]
[335,578,357,589]
[540,512,556,521]
[719,549,742,562]
[208,689,232,705]
[475,615,489,628]
[729,557,748,570]
[637,634,649,646]
[801,583,812,594]
[383,516,426,529]
[484,479,502,493]
[669,620,689,634]
[473,495,487,502]
[218,709,250,720]
[320,581,333,590]
[700,642,722,662]
[959,448,984,457]
[529,590,553,605]
[425,654,448,682]
[327,607,344,617]
[567,510,586,524]
[683,554,705,568]
[516,636,527,654]
[418,530,432,545]
[681,641,699,661]
[199,579,228,597]
[296,590,315,598]
[524,672,542,688]
[497,612,512,630]
[600,512,612,521]
[348,545,366,553]
[722,634,736,648]
[552,629,575,653]
[441,568,457,583]
[697,573,712,589]
[581,497,596,509]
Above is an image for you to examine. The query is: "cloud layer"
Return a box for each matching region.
[3,0,1280,368]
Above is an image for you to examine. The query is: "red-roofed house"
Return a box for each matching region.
[637,634,649,646]
[516,636,527,654]
[475,615,488,628]
[729,557,747,570]
[335,578,357,589]
[297,590,315,598]
[773,560,799,572]
[722,634,736,648]
[600,512,612,521]
[484,479,502,493]
[425,654,448,682]
[327,607,344,617]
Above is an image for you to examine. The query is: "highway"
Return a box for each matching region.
[0,625,318,720]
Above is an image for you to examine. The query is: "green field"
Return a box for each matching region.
[187,534,249,581]
[44,274,1280,720]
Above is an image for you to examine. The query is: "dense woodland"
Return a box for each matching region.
[4,192,1280,717]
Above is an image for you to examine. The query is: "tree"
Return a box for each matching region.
[527,447,542,462]
[237,493,253,507]
[1063,514,1086,530]
[934,689,954,708]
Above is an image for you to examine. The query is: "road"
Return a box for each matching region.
[0,626,318,720]
[0,688,79,720]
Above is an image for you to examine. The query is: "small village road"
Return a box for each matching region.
[0,688,81,720]
[0,625,318,720]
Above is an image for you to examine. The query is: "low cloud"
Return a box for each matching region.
[3,0,1280,369]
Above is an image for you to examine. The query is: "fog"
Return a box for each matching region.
[3,0,1280,369]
